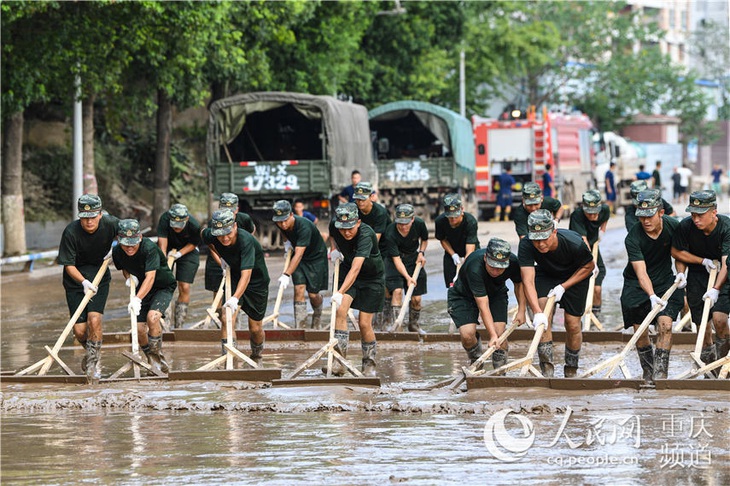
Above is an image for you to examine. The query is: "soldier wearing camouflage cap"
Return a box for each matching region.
[621,190,687,382]
[448,238,527,371]
[435,193,480,287]
[625,180,675,231]
[672,190,730,369]
[513,182,564,239]
[156,203,201,329]
[272,200,328,329]
[57,195,120,383]
[202,209,270,364]
[112,219,177,374]
[519,209,595,377]
[569,189,610,321]
[327,202,385,377]
[382,204,429,333]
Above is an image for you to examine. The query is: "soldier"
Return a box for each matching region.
[272,200,328,329]
[112,219,176,374]
[513,182,564,239]
[202,209,270,364]
[621,191,687,381]
[382,204,429,333]
[671,191,730,368]
[58,195,118,382]
[448,238,526,371]
[353,181,392,329]
[156,203,201,328]
[328,203,385,377]
[625,181,675,231]
[435,193,480,287]
[519,209,595,377]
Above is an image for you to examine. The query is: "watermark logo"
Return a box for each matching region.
[483,409,536,462]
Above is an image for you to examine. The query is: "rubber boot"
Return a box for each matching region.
[537,341,555,377]
[174,301,188,329]
[382,298,394,330]
[250,339,264,366]
[492,349,508,376]
[85,340,102,384]
[323,330,349,376]
[221,338,237,355]
[653,348,671,380]
[564,347,580,378]
[637,345,655,383]
[715,337,730,360]
[294,301,309,330]
[408,308,425,335]
[591,305,602,320]
[361,340,377,377]
[700,345,717,378]
[147,335,169,374]
[390,305,402,331]
[466,337,483,370]
[311,303,323,329]
[80,340,88,373]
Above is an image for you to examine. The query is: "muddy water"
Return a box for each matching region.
[3,221,730,483]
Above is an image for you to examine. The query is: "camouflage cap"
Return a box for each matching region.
[219,192,239,209]
[522,182,543,205]
[272,200,292,222]
[527,209,555,241]
[168,203,190,228]
[394,204,415,224]
[686,190,717,214]
[485,238,511,269]
[582,189,602,214]
[353,182,375,200]
[630,180,648,199]
[118,219,142,246]
[635,189,662,217]
[334,202,359,229]
[443,193,462,217]
[210,209,236,236]
[78,194,102,218]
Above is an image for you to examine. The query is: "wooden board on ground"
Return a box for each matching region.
[168,369,282,382]
[466,377,730,391]
[1,374,89,384]
[271,377,381,388]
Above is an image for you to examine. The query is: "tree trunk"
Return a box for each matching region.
[153,88,172,234]
[82,93,98,195]
[210,80,227,108]
[1,111,27,256]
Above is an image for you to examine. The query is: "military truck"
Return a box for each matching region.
[207,92,376,248]
[368,101,476,222]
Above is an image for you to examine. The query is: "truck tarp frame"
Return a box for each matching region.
[368,100,475,173]
[207,92,376,190]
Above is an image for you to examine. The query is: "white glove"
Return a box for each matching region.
[81,279,98,295]
[168,250,182,260]
[278,274,291,289]
[452,253,461,266]
[223,296,239,311]
[649,294,667,310]
[331,292,343,307]
[220,259,229,276]
[284,240,293,253]
[533,313,548,328]
[598,230,606,242]
[104,246,113,260]
[330,249,343,262]
[128,296,142,316]
[674,272,687,290]
[125,275,140,289]
[591,265,599,279]
[702,258,717,274]
[703,288,719,306]
[554,219,560,228]
[547,284,566,303]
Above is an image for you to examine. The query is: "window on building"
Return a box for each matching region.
[681,10,687,30]
[669,8,675,29]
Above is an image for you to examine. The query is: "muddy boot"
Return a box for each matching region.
[382,297,394,330]
[466,337,483,370]
[715,337,730,360]
[591,305,602,320]
[147,335,169,374]
[564,347,580,378]
[361,340,377,377]
[174,301,188,329]
[85,340,102,384]
[636,345,655,383]
[537,341,554,377]
[390,305,402,331]
[408,308,425,335]
[294,301,309,330]
[80,340,88,373]
[700,345,718,378]
[492,349,508,376]
[311,303,323,329]
[250,339,264,366]
[221,338,237,355]
[322,330,349,376]
[653,348,670,380]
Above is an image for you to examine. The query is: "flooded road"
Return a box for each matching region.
[2,218,729,483]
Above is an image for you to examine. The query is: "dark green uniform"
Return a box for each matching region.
[513,197,562,239]
[202,228,270,321]
[672,215,730,319]
[435,212,480,287]
[358,202,391,254]
[205,212,256,293]
[58,214,119,322]
[157,212,201,283]
[382,218,428,295]
[112,238,177,322]
[625,199,674,231]
[448,249,521,327]
[569,204,610,285]
[329,220,385,313]
[277,215,328,293]
[518,229,593,317]
[621,216,684,328]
